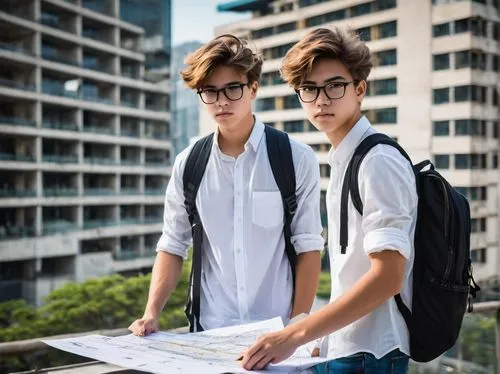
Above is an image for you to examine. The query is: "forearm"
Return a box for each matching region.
[290,263,402,346]
[144,251,184,319]
[290,251,321,318]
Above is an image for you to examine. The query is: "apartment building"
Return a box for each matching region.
[212,0,500,296]
[0,0,171,305]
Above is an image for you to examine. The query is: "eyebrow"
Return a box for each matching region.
[301,76,348,85]
[201,81,244,89]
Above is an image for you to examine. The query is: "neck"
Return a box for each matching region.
[217,112,255,157]
[325,111,363,148]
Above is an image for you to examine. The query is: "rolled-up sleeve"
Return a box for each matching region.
[358,146,418,259]
[156,150,192,259]
[290,146,325,254]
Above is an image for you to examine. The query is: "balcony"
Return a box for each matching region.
[82,93,114,106]
[143,132,169,140]
[0,115,36,127]
[120,129,140,138]
[120,218,143,226]
[0,226,35,241]
[44,188,78,197]
[42,155,78,164]
[0,42,34,56]
[42,51,79,67]
[84,157,116,165]
[43,220,79,235]
[120,188,140,195]
[83,219,117,229]
[143,216,162,224]
[82,125,114,135]
[0,77,35,91]
[114,249,141,261]
[0,188,36,198]
[144,188,164,196]
[42,81,79,99]
[120,159,141,166]
[83,188,115,196]
[0,153,35,162]
[42,120,78,131]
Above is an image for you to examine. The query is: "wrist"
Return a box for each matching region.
[286,322,308,348]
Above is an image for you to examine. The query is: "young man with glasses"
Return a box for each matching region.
[241,27,417,374]
[128,35,324,336]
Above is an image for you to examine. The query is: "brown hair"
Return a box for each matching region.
[281,26,373,89]
[180,35,263,89]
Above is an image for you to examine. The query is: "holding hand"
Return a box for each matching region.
[128,316,159,336]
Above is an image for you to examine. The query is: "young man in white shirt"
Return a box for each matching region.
[128,35,324,335]
[241,27,418,374]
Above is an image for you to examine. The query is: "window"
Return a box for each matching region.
[373,78,397,95]
[455,154,470,169]
[433,53,450,70]
[493,152,499,169]
[433,22,450,37]
[283,95,301,109]
[455,51,470,69]
[277,22,296,33]
[284,120,304,133]
[454,85,470,102]
[493,121,499,139]
[494,55,500,72]
[471,18,487,37]
[351,3,371,17]
[434,154,450,169]
[255,98,275,112]
[375,0,397,10]
[493,88,499,106]
[471,218,486,233]
[471,248,487,264]
[380,21,397,38]
[494,23,500,41]
[252,27,273,39]
[433,88,450,104]
[357,26,372,41]
[455,18,470,34]
[375,107,397,124]
[376,49,397,66]
[433,120,450,136]
[471,51,487,70]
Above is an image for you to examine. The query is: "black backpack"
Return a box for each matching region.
[340,133,480,362]
[182,125,298,332]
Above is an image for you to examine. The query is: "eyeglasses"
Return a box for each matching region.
[197,83,249,104]
[295,81,359,103]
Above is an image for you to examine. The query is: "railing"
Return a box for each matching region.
[0,189,36,198]
[83,188,115,196]
[0,226,35,241]
[0,115,36,127]
[42,155,78,164]
[0,42,34,56]
[84,157,116,165]
[42,121,78,131]
[0,153,34,162]
[44,188,78,197]
[0,77,35,91]
[82,125,114,135]
[144,188,164,196]
[120,188,140,195]
[120,129,140,138]
[43,221,79,235]
[83,219,117,229]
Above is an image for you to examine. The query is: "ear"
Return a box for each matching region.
[355,80,367,103]
[250,81,259,99]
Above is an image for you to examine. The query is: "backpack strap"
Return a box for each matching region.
[264,125,298,302]
[339,133,415,330]
[182,133,214,332]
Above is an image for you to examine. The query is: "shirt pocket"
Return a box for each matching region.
[252,191,283,228]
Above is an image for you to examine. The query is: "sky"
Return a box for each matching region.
[171,0,250,46]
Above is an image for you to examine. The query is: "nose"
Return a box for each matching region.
[315,87,331,106]
[215,91,229,106]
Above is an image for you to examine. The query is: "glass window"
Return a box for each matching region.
[375,107,397,124]
[455,119,470,135]
[252,27,273,39]
[471,248,486,264]
[380,21,397,38]
[255,98,275,112]
[455,50,470,69]
[375,0,397,10]
[376,49,397,66]
[351,3,372,17]
[433,120,450,136]
[433,22,450,37]
[276,22,296,33]
[433,88,450,104]
[493,55,500,72]
[283,95,301,109]
[455,85,470,102]
[374,78,397,95]
[434,154,450,169]
[455,154,470,169]
[357,26,372,41]
[284,120,304,133]
[433,53,450,70]
[455,18,470,34]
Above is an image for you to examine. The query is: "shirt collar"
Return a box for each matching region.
[213,115,265,153]
[328,116,372,167]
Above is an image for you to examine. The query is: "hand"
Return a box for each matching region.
[128,316,159,336]
[240,330,300,371]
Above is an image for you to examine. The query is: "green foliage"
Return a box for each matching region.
[316,271,331,300]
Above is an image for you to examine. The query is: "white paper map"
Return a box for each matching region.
[42,317,329,373]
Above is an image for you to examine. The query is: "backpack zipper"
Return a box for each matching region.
[428,173,453,281]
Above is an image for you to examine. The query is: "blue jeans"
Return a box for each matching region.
[313,349,409,374]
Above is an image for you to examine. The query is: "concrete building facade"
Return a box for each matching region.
[212,0,500,296]
[0,0,171,305]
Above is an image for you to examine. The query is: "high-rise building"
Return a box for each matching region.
[0,0,171,305]
[171,41,203,155]
[213,0,500,294]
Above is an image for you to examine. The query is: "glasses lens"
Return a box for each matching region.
[325,83,346,99]
[298,87,318,102]
[224,85,244,101]
[200,89,217,103]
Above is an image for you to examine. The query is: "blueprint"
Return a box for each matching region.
[42,317,329,373]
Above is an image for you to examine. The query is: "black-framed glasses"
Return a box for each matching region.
[197,83,249,104]
[295,81,359,103]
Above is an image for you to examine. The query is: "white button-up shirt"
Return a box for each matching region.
[157,118,324,330]
[324,116,418,359]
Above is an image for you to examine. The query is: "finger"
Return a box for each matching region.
[242,348,267,371]
[311,347,320,357]
[254,354,274,370]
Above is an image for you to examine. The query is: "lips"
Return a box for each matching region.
[315,113,334,118]
[216,112,233,117]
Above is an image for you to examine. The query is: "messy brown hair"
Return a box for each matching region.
[180,35,263,89]
[281,27,373,89]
